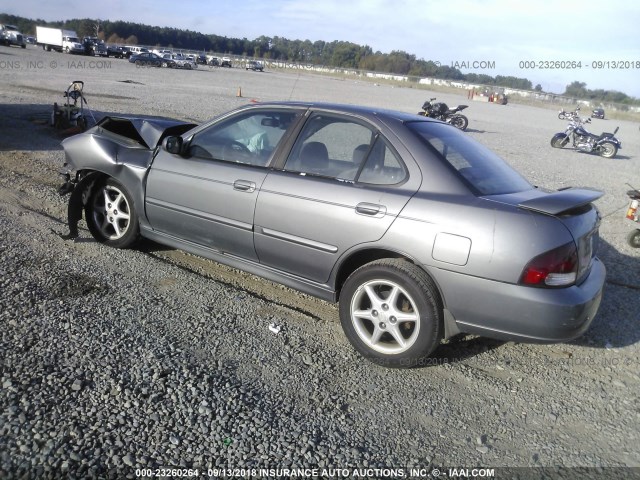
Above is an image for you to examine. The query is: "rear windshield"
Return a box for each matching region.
[407,121,533,195]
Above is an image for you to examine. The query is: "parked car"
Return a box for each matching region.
[129,52,175,67]
[59,102,606,368]
[207,56,220,66]
[246,60,264,71]
[124,45,149,58]
[83,37,107,56]
[169,53,198,69]
[195,54,208,65]
[107,45,129,58]
[221,56,232,67]
[591,108,605,119]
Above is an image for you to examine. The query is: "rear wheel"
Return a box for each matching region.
[450,114,468,130]
[551,133,569,148]
[599,141,617,158]
[339,259,442,368]
[85,178,139,248]
[627,229,640,248]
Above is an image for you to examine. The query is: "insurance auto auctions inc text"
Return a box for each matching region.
[203,467,495,478]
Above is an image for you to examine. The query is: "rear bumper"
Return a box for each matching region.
[432,258,606,343]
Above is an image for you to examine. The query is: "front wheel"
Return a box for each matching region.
[558,113,566,120]
[551,133,569,148]
[339,259,442,368]
[85,178,139,248]
[627,229,640,248]
[450,114,468,130]
[598,141,617,158]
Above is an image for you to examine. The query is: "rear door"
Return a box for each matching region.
[254,112,421,283]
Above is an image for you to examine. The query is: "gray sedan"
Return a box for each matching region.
[59,102,606,368]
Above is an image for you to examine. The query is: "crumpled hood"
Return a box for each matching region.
[95,116,197,149]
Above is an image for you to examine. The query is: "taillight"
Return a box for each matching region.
[520,242,578,287]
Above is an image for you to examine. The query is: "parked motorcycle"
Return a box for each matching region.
[550,118,621,158]
[418,98,469,130]
[625,186,640,248]
[558,105,581,121]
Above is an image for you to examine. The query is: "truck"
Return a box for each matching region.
[36,26,84,54]
[0,24,27,48]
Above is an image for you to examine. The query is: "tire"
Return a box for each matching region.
[551,133,569,148]
[627,229,640,248]
[558,113,565,120]
[339,259,443,368]
[65,46,70,53]
[135,60,142,66]
[85,178,139,248]
[598,141,617,158]
[450,114,468,130]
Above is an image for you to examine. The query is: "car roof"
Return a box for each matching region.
[244,101,437,124]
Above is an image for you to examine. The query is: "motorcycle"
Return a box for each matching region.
[558,105,581,121]
[418,98,469,130]
[625,185,640,248]
[550,117,621,158]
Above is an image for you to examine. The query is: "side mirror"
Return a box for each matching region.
[164,136,183,155]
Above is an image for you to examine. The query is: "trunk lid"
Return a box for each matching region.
[484,188,603,284]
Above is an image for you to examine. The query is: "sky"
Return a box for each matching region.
[5,0,640,96]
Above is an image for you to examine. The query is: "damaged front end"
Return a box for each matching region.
[58,116,197,239]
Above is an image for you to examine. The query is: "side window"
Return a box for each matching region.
[284,114,375,180]
[188,110,299,166]
[357,137,407,185]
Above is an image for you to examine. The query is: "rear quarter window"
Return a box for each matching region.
[407,121,532,195]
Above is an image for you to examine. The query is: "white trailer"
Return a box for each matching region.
[36,26,84,53]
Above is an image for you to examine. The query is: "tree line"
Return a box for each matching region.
[2,13,636,104]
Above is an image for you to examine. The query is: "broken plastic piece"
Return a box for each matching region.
[268,323,281,334]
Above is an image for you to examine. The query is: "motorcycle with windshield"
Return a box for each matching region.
[550,117,621,158]
[417,98,469,130]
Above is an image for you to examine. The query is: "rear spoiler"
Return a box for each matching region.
[518,188,603,215]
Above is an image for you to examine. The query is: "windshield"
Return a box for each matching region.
[407,121,533,195]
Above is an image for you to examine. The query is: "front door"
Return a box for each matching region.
[145,108,302,261]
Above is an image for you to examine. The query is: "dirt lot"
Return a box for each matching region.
[1,46,639,477]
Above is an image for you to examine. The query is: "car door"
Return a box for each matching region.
[254,112,422,283]
[145,108,303,261]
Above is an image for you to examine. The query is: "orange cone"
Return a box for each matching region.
[237,87,242,97]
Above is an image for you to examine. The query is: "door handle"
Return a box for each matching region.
[355,202,387,216]
[233,180,256,192]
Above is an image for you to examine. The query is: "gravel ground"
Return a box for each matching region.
[1,46,639,479]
